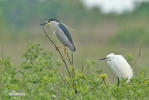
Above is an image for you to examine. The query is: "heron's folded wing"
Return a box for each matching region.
[58,23,74,45]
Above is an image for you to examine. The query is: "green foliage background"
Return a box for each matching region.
[1,43,149,100]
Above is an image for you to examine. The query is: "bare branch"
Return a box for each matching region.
[81,63,84,73]
[42,27,78,94]
[71,52,73,65]
[66,52,72,65]
[83,78,104,96]
[133,42,142,69]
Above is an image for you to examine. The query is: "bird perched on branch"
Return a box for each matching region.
[40,19,76,58]
[99,53,133,85]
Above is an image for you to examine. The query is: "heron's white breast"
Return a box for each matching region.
[107,55,133,79]
[50,22,73,49]
[50,21,59,32]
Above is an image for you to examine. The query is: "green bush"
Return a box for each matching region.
[0,43,149,100]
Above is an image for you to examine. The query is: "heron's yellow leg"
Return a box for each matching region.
[55,45,62,50]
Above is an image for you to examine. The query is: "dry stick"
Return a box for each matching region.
[133,42,142,69]
[66,52,72,65]
[71,52,73,65]
[42,27,71,77]
[66,52,77,94]
[67,53,74,75]
[81,63,84,73]
[83,78,104,96]
[71,53,76,78]
[66,52,76,77]
[42,27,78,94]
[138,43,141,57]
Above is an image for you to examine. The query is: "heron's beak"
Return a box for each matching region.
[40,21,49,26]
[99,57,107,60]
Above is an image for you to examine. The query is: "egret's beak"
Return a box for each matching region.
[99,57,107,60]
[40,21,49,26]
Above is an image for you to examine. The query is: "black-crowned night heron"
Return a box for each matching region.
[40,19,76,55]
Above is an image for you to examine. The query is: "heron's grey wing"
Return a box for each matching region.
[58,23,74,45]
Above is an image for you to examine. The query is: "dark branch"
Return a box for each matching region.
[83,78,104,96]
[42,27,78,94]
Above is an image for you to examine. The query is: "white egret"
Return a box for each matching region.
[99,53,133,85]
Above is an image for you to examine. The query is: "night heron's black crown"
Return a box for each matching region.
[40,18,60,26]
[47,18,60,23]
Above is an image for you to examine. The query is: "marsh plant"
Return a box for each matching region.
[0,43,149,100]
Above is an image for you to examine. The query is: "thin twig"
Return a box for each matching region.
[71,53,76,78]
[42,27,78,94]
[66,52,72,65]
[66,52,76,94]
[138,43,141,57]
[133,42,142,69]
[81,63,84,73]
[42,27,71,78]
[83,78,104,96]
[66,52,76,77]
[71,52,73,65]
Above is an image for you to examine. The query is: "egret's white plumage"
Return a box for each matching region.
[100,53,133,82]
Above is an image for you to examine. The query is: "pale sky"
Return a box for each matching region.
[82,0,146,14]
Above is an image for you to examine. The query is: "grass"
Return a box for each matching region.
[1,43,149,100]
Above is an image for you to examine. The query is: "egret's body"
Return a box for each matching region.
[99,53,133,84]
[40,19,76,52]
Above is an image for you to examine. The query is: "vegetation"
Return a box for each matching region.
[1,43,149,100]
[1,1,149,99]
